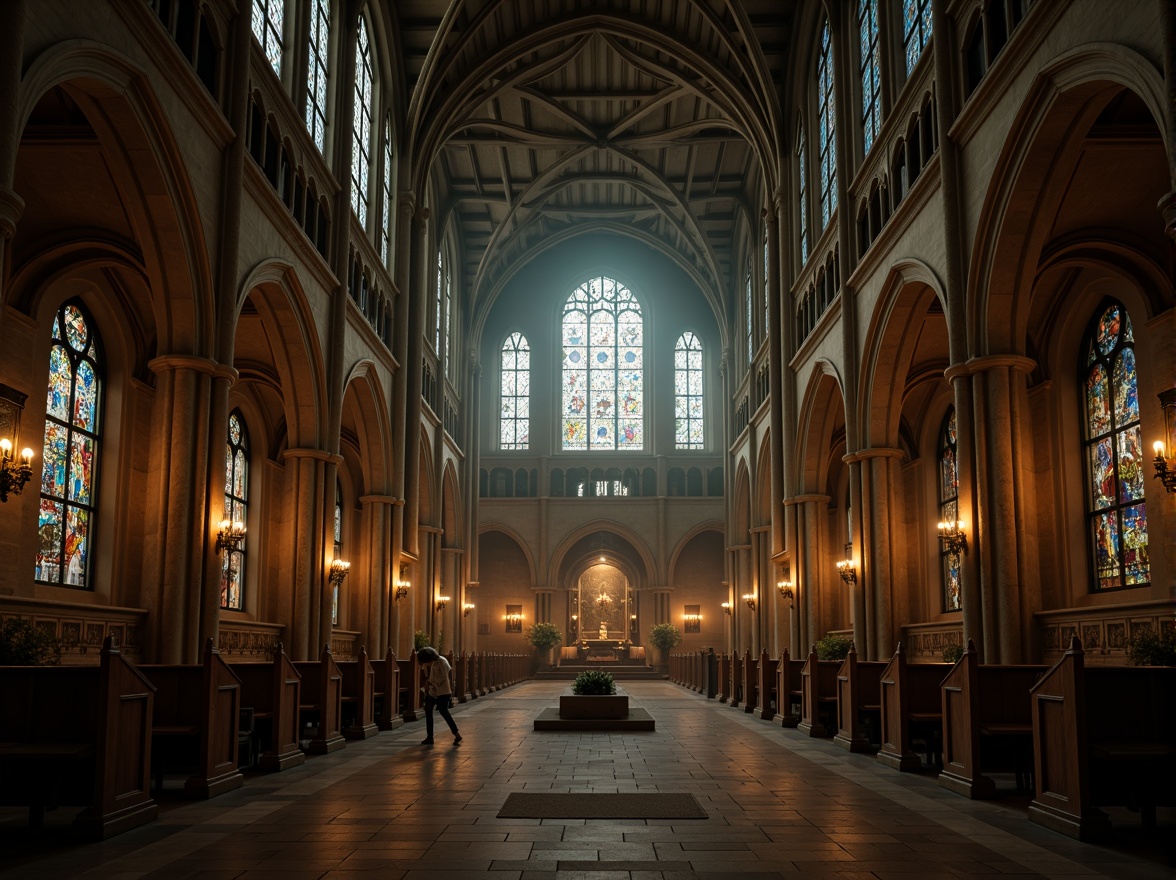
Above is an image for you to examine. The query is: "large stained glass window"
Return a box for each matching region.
[745,261,754,366]
[674,332,704,450]
[798,127,809,262]
[903,0,933,75]
[381,117,393,266]
[859,0,881,156]
[252,0,284,77]
[332,478,342,625]
[762,224,770,336]
[1082,301,1149,590]
[221,411,249,610]
[817,19,838,230]
[938,408,961,611]
[305,0,329,152]
[37,301,102,588]
[500,332,530,450]
[562,276,643,451]
[351,15,373,222]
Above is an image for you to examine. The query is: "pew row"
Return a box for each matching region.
[876,645,951,771]
[338,646,379,740]
[833,644,885,752]
[774,649,805,727]
[757,650,779,720]
[229,644,305,771]
[798,647,841,737]
[0,635,157,838]
[369,648,403,731]
[293,644,345,754]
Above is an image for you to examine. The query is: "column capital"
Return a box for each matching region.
[281,447,343,466]
[148,354,238,384]
[963,354,1037,376]
[359,494,401,506]
[843,447,904,464]
[784,493,831,506]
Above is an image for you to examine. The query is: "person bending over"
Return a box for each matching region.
[417,646,462,746]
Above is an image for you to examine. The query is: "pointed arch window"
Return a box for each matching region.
[36,302,103,588]
[903,0,933,75]
[500,332,530,450]
[1082,301,1149,590]
[305,0,329,152]
[938,408,961,611]
[332,477,343,625]
[381,118,394,265]
[252,0,284,76]
[562,276,643,451]
[817,19,838,229]
[674,332,704,450]
[762,223,771,335]
[859,0,881,156]
[351,14,373,222]
[745,259,754,367]
[798,128,809,262]
[221,411,249,610]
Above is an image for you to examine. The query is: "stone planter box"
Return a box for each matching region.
[559,694,629,719]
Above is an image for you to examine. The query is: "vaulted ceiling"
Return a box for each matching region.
[396,1,796,327]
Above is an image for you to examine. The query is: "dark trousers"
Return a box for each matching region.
[424,693,458,738]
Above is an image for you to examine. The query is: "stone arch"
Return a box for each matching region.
[796,359,846,495]
[548,521,656,593]
[340,361,392,497]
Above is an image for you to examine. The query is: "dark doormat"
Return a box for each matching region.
[496,792,707,819]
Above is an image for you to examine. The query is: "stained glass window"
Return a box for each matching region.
[763,224,771,336]
[745,262,754,366]
[221,410,248,610]
[37,301,102,588]
[938,408,961,611]
[561,276,643,451]
[351,15,373,222]
[817,19,838,229]
[381,117,393,265]
[674,332,704,450]
[903,0,933,75]
[500,332,530,450]
[435,250,445,352]
[332,477,342,625]
[305,0,329,152]
[859,0,881,156]
[798,128,809,262]
[1082,301,1149,590]
[444,275,453,378]
[252,0,284,77]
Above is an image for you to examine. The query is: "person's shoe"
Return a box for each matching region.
[453,734,463,745]
[420,738,434,745]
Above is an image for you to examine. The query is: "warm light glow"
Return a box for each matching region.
[0,438,10,456]
[777,580,793,599]
[215,519,246,554]
[599,555,606,563]
[743,593,756,609]
[721,601,731,615]
[20,448,32,464]
[462,602,475,617]
[435,595,450,612]
[1156,440,1167,457]
[837,558,857,585]
[327,558,350,588]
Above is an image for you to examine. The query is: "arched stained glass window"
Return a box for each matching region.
[381,118,393,265]
[500,332,530,450]
[221,410,249,610]
[903,0,933,75]
[252,0,284,76]
[351,15,373,222]
[305,0,329,152]
[817,19,838,229]
[745,260,754,366]
[798,128,809,262]
[332,477,342,625]
[938,408,961,611]
[762,224,770,334]
[674,332,704,450]
[859,0,881,156]
[37,301,102,588]
[1082,301,1149,590]
[562,276,643,451]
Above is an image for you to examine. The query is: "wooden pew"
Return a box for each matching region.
[876,644,951,771]
[293,644,345,754]
[774,649,805,727]
[757,649,778,720]
[717,652,731,703]
[797,647,840,737]
[742,649,759,713]
[728,650,743,708]
[1028,637,1176,840]
[0,635,157,838]
[229,643,305,771]
[369,648,402,730]
[833,643,886,753]
[139,639,244,798]
[397,649,422,721]
[938,640,1046,798]
[337,645,378,741]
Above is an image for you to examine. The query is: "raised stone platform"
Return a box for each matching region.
[532,686,656,731]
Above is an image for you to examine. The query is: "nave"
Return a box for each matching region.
[2,681,1170,880]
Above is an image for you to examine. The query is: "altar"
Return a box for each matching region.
[580,639,629,662]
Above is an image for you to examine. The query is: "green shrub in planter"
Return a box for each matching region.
[942,643,964,664]
[814,634,851,661]
[1125,626,1176,667]
[0,617,63,666]
[648,623,682,652]
[525,622,563,650]
[572,669,616,695]
[413,630,431,652]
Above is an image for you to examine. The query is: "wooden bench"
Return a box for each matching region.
[293,644,345,754]
[717,652,731,703]
[876,644,951,771]
[757,649,779,720]
[337,645,378,741]
[742,649,759,713]
[833,643,886,753]
[229,643,304,771]
[1028,636,1176,841]
[139,639,244,798]
[728,650,743,708]
[397,650,422,721]
[369,648,402,730]
[774,649,805,727]
[938,640,1046,798]
[797,647,841,737]
[0,635,156,838]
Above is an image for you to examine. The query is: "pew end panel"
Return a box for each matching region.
[230,646,305,772]
[876,646,948,772]
[293,645,346,754]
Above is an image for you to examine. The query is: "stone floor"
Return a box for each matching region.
[2,680,1172,879]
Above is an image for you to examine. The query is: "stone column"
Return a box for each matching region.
[402,206,430,565]
[281,448,334,659]
[1159,0,1176,237]
[390,195,415,612]
[797,495,830,650]
[858,448,902,659]
[360,494,395,655]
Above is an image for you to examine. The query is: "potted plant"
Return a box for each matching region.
[648,622,682,669]
[0,617,63,666]
[1124,626,1176,667]
[572,669,617,695]
[525,621,563,669]
[814,633,851,661]
[560,669,627,719]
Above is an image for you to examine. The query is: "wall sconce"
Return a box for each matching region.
[743,593,756,610]
[328,558,350,589]
[837,543,857,585]
[1154,388,1176,492]
[937,520,968,558]
[435,595,450,613]
[721,601,731,615]
[777,580,793,600]
[0,385,34,504]
[215,519,246,555]
[684,613,701,624]
[462,602,475,617]
[394,581,409,601]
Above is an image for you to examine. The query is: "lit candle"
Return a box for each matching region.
[0,438,10,458]
[20,448,33,464]
[1155,440,1166,458]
